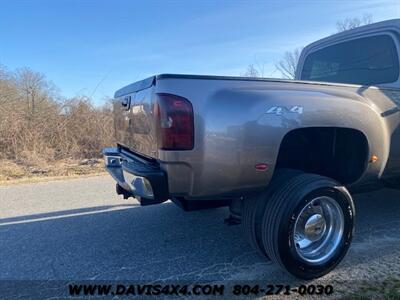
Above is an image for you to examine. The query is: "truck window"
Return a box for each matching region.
[301,35,399,85]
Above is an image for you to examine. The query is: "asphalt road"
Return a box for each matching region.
[1,176,400,297]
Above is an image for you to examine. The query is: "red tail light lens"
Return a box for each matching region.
[154,93,194,150]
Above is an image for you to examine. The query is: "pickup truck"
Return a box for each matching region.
[103,19,400,279]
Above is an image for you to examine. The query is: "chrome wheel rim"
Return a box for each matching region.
[293,196,344,265]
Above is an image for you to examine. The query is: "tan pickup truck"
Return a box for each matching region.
[103,19,400,279]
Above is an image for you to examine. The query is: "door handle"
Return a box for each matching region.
[122,96,131,107]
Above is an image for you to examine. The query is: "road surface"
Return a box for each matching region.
[0,176,399,298]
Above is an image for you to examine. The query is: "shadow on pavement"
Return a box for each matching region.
[0,189,399,284]
[0,204,138,225]
[0,201,278,281]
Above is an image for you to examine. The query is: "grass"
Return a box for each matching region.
[0,158,106,185]
[341,277,400,300]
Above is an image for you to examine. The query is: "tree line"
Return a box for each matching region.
[0,66,114,163]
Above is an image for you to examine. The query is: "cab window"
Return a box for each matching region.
[301,35,399,85]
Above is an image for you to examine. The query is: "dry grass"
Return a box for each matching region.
[0,66,115,164]
[0,67,114,186]
[0,159,106,185]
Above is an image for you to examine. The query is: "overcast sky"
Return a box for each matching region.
[0,0,399,104]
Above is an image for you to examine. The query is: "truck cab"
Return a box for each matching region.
[296,19,400,181]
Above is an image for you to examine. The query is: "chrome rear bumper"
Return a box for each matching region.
[102,147,169,205]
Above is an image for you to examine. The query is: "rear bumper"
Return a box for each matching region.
[102,147,169,205]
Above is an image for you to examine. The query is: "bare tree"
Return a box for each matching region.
[0,65,114,161]
[336,14,373,32]
[242,64,260,77]
[0,65,17,106]
[241,61,267,78]
[275,48,302,79]
[14,68,57,116]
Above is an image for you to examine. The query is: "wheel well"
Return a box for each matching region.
[275,127,369,184]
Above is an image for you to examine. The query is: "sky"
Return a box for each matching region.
[0,0,399,104]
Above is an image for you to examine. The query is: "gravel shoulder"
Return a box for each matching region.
[0,159,105,185]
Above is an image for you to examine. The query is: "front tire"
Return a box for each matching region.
[261,173,355,279]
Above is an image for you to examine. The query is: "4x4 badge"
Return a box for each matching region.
[266,106,303,115]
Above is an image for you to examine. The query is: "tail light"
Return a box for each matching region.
[154,93,194,150]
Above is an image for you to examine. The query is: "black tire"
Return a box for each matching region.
[241,169,302,258]
[261,173,355,279]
